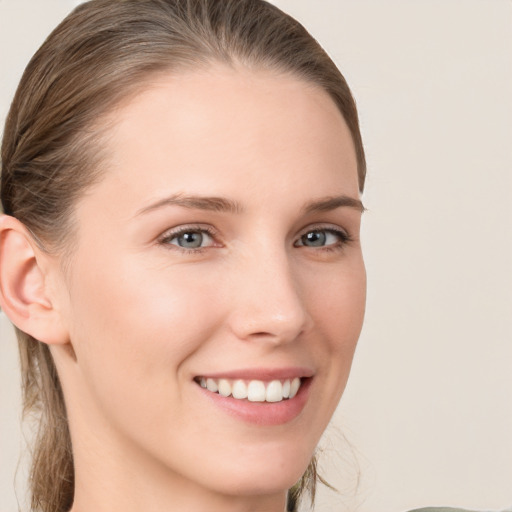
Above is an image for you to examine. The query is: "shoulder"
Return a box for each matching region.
[408,508,512,512]
[408,509,478,512]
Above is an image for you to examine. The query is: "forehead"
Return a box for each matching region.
[90,66,359,208]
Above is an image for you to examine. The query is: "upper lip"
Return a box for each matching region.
[195,367,314,381]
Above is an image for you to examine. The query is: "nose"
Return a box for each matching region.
[227,248,310,345]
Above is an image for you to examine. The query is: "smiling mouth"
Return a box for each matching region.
[194,376,303,403]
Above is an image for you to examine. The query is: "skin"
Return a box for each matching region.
[16,66,366,512]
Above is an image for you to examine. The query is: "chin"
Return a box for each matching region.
[197,446,313,498]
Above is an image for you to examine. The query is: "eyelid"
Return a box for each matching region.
[158,224,221,251]
[294,224,352,247]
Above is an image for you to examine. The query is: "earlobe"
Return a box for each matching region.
[0,215,69,345]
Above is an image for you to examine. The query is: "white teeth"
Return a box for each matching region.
[265,380,283,402]
[218,379,232,397]
[206,378,218,393]
[247,380,266,402]
[289,377,301,399]
[282,379,291,398]
[199,377,303,402]
[232,380,248,399]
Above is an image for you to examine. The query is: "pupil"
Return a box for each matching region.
[180,232,202,248]
[304,231,325,246]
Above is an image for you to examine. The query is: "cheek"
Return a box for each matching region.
[306,257,366,350]
[65,254,225,411]
[303,257,366,413]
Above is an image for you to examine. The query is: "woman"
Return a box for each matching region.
[0,1,366,511]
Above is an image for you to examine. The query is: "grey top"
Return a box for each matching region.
[410,509,481,512]
[409,508,512,512]
[409,509,476,512]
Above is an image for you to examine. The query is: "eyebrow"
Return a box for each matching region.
[136,194,243,216]
[136,193,365,216]
[302,195,366,214]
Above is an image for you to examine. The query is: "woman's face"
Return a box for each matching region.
[55,66,366,505]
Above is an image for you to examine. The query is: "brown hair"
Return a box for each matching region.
[0,1,366,511]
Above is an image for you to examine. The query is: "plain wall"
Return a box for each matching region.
[1,1,511,511]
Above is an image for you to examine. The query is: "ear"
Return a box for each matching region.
[0,215,69,345]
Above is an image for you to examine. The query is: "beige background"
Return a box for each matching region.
[1,1,511,511]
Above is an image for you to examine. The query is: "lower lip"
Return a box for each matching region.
[196,378,312,426]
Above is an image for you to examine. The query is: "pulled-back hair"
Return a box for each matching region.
[0,1,366,511]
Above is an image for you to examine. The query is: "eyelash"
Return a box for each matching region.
[158,225,218,255]
[158,224,353,254]
[294,226,353,252]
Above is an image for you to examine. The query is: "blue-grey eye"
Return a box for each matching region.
[296,229,344,247]
[170,230,213,249]
[302,231,326,247]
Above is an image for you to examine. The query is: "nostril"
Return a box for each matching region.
[226,274,309,343]
[243,328,306,346]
